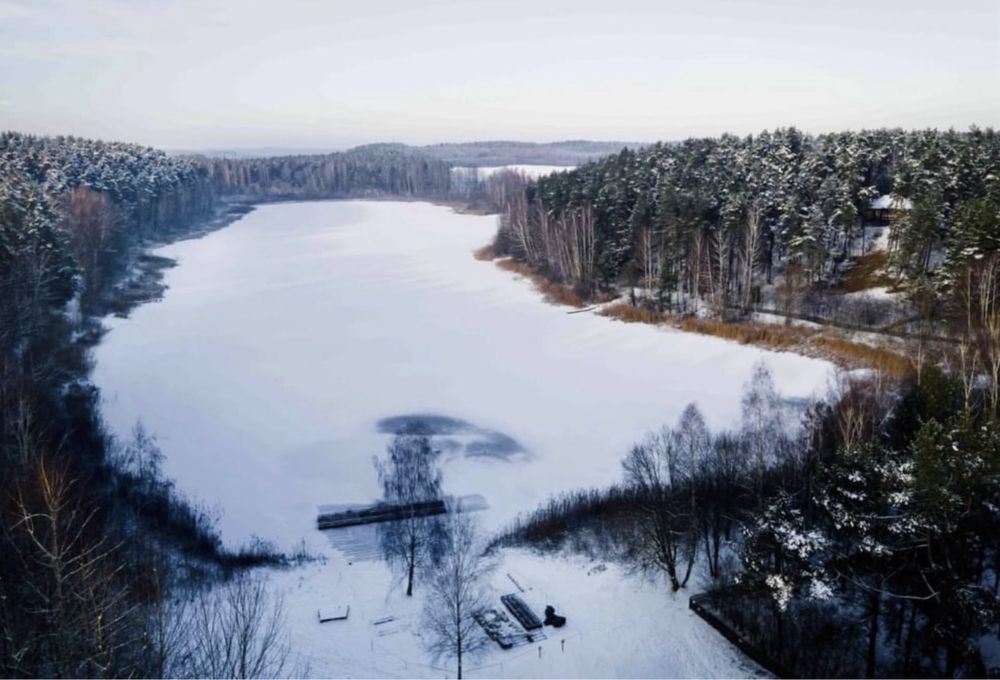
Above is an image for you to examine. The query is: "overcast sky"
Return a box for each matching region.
[1,0,998,150]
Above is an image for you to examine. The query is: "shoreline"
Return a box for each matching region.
[477,251,918,378]
[102,193,916,381]
[97,194,492,322]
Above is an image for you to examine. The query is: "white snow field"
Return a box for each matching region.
[272,549,762,678]
[93,200,832,677]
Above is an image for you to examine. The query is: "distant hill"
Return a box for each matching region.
[178,140,647,165]
[167,146,339,158]
[348,140,647,166]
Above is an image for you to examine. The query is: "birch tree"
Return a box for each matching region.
[674,403,710,586]
[422,513,493,680]
[740,206,762,312]
[374,427,444,596]
[976,254,1000,416]
[741,362,784,503]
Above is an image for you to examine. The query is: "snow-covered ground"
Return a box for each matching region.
[92,200,832,677]
[851,224,891,256]
[842,286,898,301]
[276,548,764,678]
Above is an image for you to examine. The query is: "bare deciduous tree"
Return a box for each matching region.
[957,341,980,414]
[421,513,494,680]
[829,371,892,453]
[675,403,709,583]
[182,575,297,679]
[5,391,44,469]
[62,186,118,306]
[375,427,444,596]
[622,427,696,591]
[144,570,191,679]
[6,457,138,677]
[776,262,807,318]
[976,254,1000,416]
[740,206,762,313]
[708,228,732,318]
[637,225,661,296]
[741,361,784,503]
[489,171,536,264]
[698,431,745,579]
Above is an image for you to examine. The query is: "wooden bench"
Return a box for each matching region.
[317,605,349,623]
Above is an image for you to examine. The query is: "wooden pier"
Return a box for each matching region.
[316,499,447,530]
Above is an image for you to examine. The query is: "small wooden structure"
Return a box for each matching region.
[475,608,547,649]
[500,593,543,631]
[317,605,350,623]
[865,194,913,225]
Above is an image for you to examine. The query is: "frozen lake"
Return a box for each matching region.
[92,200,830,677]
[93,200,832,552]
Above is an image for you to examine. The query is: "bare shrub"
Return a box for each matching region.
[599,302,667,324]
[180,575,298,679]
[622,427,697,591]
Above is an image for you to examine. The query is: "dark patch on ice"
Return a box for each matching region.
[375,413,527,461]
[466,431,523,458]
[377,414,473,436]
[430,437,465,456]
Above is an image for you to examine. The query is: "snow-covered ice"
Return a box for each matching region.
[92,200,831,677]
[94,200,830,547]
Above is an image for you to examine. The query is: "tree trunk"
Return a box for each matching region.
[866,590,880,678]
[902,601,917,675]
[406,535,416,597]
[679,552,695,589]
[703,529,720,579]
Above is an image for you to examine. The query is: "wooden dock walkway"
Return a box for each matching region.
[316,499,446,530]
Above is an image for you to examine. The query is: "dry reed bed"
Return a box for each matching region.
[492,257,590,308]
[473,242,496,261]
[478,250,914,377]
[600,302,915,378]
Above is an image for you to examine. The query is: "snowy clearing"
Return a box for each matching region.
[274,548,765,678]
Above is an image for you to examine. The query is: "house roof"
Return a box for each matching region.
[869,194,913,210]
